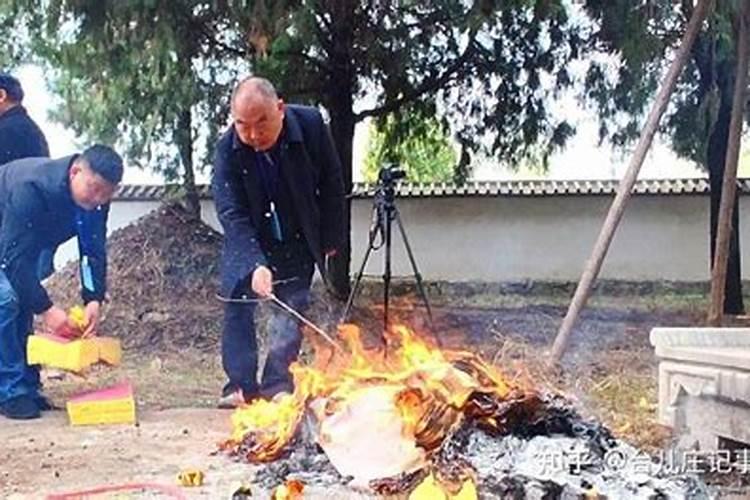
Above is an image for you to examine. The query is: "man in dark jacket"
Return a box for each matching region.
[212,76,345,408]
[0,73,49,165]
[0,73,55,280]
[0,145,123,420]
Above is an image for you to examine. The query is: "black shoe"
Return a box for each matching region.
[0,395,41,420]
[35,394,59,411]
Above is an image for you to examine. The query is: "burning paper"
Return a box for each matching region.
[409,472,478,500]
[222,324,710,498]
[222,324,525,485]
[312,385,427,486]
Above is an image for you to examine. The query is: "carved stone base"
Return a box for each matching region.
[650,328,750,450]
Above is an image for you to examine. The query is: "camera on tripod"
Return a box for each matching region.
[342,161,432,336]
[377,163,407,186]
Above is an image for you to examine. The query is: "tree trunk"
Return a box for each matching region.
[708,1,750,324]
[453,140,471,184]
[326,103,355,299]
[176,108,201,219]
[322,2,356,299]
[549,0,714,364]
[707,63,744,315]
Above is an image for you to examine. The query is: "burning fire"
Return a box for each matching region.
[409,472,477,500]
[222,323,537,489]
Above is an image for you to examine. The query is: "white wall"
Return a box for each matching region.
[55,195,729,282]
[347,195,711,281]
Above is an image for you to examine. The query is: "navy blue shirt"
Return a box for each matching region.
[211,105,346,297]
[0,156,108,313]
[0,106,49,166]
[248,139,303,246]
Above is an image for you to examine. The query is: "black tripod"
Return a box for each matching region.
[341,164,433,336]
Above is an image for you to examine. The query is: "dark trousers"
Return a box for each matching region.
[0,271,39,403]
[221,239,315,398]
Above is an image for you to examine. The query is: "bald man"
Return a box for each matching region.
[211,76,345,408]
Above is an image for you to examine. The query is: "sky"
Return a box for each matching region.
[17,64,704,185]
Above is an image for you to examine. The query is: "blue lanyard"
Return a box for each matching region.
[75,208,96,292]
[75,209,92,253]
[255,151,284,242]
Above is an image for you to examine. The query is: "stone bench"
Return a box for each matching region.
[650,328,750,450]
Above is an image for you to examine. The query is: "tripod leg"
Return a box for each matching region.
[341,227,378,324]
[393,208,434,325]
[383,205,393,347]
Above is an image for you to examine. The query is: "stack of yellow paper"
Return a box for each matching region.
[27,334,99,372]
[66,382,136,426]
[27,334,122,372]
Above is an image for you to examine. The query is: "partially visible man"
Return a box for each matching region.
[0,145,123,420]
[0,72,49,165]
[212,76,345,408]
[0,72,54,280]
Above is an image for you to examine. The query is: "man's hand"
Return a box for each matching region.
[251,266,273,298]
[82,301,101,337]
[42,306,75,338]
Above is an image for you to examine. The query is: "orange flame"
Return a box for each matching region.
[409,472,477,500]
[271,479,304,500]
[223,323,521,464]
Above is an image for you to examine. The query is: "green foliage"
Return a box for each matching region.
[251,0,585,174]
[0,4,18,67]
[363,110,456,183]
[0,0,40,68]
[14,0,253,183]
[16,0,590,185]
[582,0,744,168]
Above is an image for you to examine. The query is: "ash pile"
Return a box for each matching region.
[223,325,709,499]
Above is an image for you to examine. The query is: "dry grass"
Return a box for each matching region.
[486,328,672,453]
[41,331,671,454]
[583,354,673,453]
[43,349,226,410]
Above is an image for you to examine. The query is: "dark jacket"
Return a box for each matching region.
[0,156,108,314]
[0,106,49,166]
[212,105,345,297]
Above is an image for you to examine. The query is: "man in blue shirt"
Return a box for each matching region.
[0,145,123,420]
[212,77,345,408]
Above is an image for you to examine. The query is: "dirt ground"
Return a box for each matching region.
[0,289,720,499]
[3,204,747,498]
[0,408,381,499]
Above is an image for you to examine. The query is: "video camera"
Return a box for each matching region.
[377,163,406,186]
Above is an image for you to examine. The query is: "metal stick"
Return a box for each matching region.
[269,294,345,353]
[215,277,300,303]
[215,294,268,304]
